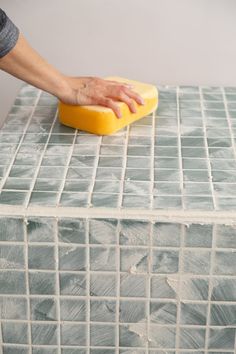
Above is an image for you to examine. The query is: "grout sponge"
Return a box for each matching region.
[58,76,158,135]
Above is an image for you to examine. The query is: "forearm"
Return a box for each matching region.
[0,32,71,99]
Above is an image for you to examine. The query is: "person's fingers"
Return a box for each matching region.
[97,96,122,118]
[122,87,145,105]
[115,92,137,114]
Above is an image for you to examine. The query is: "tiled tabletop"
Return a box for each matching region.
[1,83,236,214]
[0,84,236,353]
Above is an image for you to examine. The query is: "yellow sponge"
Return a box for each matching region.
[58,76,158,135]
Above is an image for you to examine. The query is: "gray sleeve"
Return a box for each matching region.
[0,8,20,58]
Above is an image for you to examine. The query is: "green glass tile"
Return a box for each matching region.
[152,250,179,273]
[60,298,86,321]
[0,271,26,294]
[41,155,68,166]
[208,147,234,159]
[0,191,28,205]
[153,223,180,247]
[33,348,58,354]
[70,155,96,167]
[90,273,117,297]
[59,246,86,271]
[180,303,207,325]
[49,134,74,144]
[180,278,209,300]
[0,297,27,319]
[150,301,177,324]
[96,167,122,180]
[181,147,206,158]
[154,146,179,157]
[60,273,86,296]
[90,323,116,347]
[184,224,212,247]
[23,133,48,144]
[3,178,32,190]
[184,182,212,195]
[31,323,58,345]
[90,218,117,244]
[213,251,236,275]
[0,217,24,241]
[100,145,124,155]
[37,166,65,179]
[120,274,147,297]
[127,145,151,156]
[120,299,146,323]
[91,193,119,208]
[58,218,86,243]
[90,299,116,322]
[208,328,235,349]
[33,179,62,191]
[34,105,57,118]
[179,328,205,349]
[119,219,149,246]
[210,304,236,326]
[14,153,41,165]
[183,250,211,274]
[28,245,55,270]
[0,133,22,144]
[61,323,86,346]
[148,325,176,348]
[210,159,236,170]
[183,158,208,170]
[9,165,35,178]
[123,180,151,195]
[154,169,180,182]
[2,323,28,344]
[90,246,116,271]
[45,144,72,155]
[28,191,58,206]
[59,192,89,207]
[150,275,178,299]
[215,225,236,248]
[27,217,55,242]
[126,156,151,168]
[128,136,152,145]
[93,180,120,193]
[153,196,182,209]
[122,195,151,208]
[217,197,236,210]
[154,157,179,169]
[125,168,151,181]
[120,248,148,273]
[29,271,56,295]
[183,170,209,182]
[153,182,181,195]
[119,324,146,347]
[67,167,93,179]
[0,244,25,269]
[211,278,236,301]
[30,297,57,321]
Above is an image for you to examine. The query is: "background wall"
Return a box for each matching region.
[1,0,236,124]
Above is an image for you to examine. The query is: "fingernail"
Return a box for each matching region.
[140,98,145,105]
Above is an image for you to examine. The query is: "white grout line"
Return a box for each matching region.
[176,86,185,209]
[86,135,102,208]
[1,204,236,223]
[23,216,32,354]
[115,220,121,354]
[86,218,90,354]
[146,219,153,352]
[222,87,236,160]
[175,223,185,349]
[55,130,78,207]
[199,86,217,210]
[117,126,129,208]
[55,217,61,353]
[204,223,217,352]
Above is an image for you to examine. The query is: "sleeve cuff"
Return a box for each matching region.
[0,14,19,58]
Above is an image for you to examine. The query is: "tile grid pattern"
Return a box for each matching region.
[1,84,236,210]
[0,218,236,352]
[0,84,236,353]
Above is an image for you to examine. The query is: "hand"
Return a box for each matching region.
[61,76,145,118]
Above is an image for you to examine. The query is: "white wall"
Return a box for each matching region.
[1,0,236,124]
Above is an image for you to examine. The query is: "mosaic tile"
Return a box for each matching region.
[0,85,236,352]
